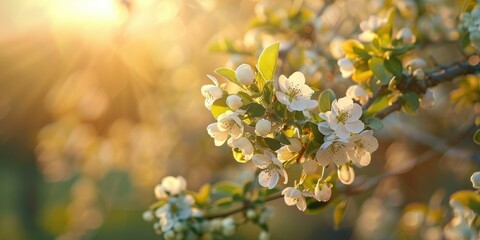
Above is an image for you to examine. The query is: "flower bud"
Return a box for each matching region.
[142,211,154,222]
[235,64,255,85]
[338,165,355,185]
[471,172,480,189]
[413,68,425,80]
[255,119,272,137]
[396,27,416,44]
[346,85,369,105]
[247,209,257,219]
[337,58,355,78]
[222,217,236,236]
[226,95,243,110]
[259,231,270,240]
[314,182,332,202]
[406,58,427,69]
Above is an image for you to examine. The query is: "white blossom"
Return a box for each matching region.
[201,75,223,110]
[255,118,272,137]
[282,187,307,211]
[228,137,254,161]
[337,58,355,78]
[420,90,436,109]
[252,151,288,189]
[276,138,302,163]
[359,16,386,42]
[226,94,243,110]
[154,176,187,199]
[222,217,236,236]
[207,111,244,146]
[346,85,369,105]
[337,164,355,185]
[470,172,480,189]
[347,130,379,167]
[323,97,365,140]
[235,63,255,85]
[330,37,345,59]
[259,230,270,240]
[314,181,332,202]
[275,71,318,112]
[155,195,195,231]
[315,140,350,167]
[396,27,416,44]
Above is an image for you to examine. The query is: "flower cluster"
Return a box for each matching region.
[460,5,480,50]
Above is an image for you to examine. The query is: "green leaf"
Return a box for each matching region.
[212,181,242,196]
[364,117,384,130]
[242,102,266,118]
[318,89,336,112]
[384,56,403,78]
[214,67,242,87]
[264,138,281,151]
[333,199,348,230]
[193,184,211,207]
[474,129,480,145]
[263,81,274,105]
[353,46,371,59]
[213,197,234,207]
[237,91,253,104]
[305,197,330,214]
[211,97,229,119]
[400,92,420,115]
[369,57,393,84]
[257,42,280,89]
[450,190,480,214]
[303,121,322,142]
[305,140,321,155]
[274,132,291,145]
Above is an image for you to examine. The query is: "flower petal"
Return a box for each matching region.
[345,120,364,133]
[252,154,272,169]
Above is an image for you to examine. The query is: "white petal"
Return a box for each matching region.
[207,74,219,86]
[336,97,354,110]
[289,99,307,111]
[362,132,379,152]
[335,124,350,140]
[304,100,318,110]
[345,120,364,133]
[296,196,307,211]
[275,91,290,106]
[288,71,306,85]
[338,165,355,185]
[252,154,272,169]
[315,149,330,167]
[349,103,363,120]
[259,170,279,189]
[278,75,289,93]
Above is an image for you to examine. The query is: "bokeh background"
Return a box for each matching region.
[0,0,479,239]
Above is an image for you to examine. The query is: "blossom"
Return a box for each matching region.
[201,75,223,110]
[470,172,480,189]
[337,58,355,78]
[406,58,427,69]
[255,118,272,137]
[420,90,436,109]
[315,140,350,167]
[155,195,195,231]
[222,217,236,236]
[314,181,332,202]
[154,176,187,199]
[276,138,302,163]
[207,110,244,146]
[275,71,318,112]
[252,151,288,189]
[396,27,416,44]
[226,94,243,110]
[282,187,307,211]
[228,137,254,161]
[346,85,369,105]
[323,97,364,140]
[359,15,386,42]
[329,37,345,59]
[235,63,255,85]
[259,231,270,240]
[347,130,379,167]
[337,164,355,185]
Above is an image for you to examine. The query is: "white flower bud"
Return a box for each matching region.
[246,209,257,219]
[396,27,416,44]
[142,211,154,222]
[226,95,243,110]
[337,58,355,78]
[338,165,355,185]
[413,68,425,80]
[406,58,427,69]
[222,217,236,236]
[346,85,369,105]
[329,37,345,59]
[255,119,272,137]
[420,90,436,109]
[235,64,255,85]
[287,138,302,152]
[314,182,332,202]
[259,231,270,240]
[471,172,480,189]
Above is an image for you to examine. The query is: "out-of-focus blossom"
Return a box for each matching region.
[154,176,187,199]
[346,85,369,105]
[337,58,355,78]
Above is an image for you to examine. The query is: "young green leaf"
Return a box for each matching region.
[212,181,242,196]
[214,67,242,87]
[474,129,480,145]
[257,42,280,89]
[333,199,348,230]
[211,97,229,119]
[384,56,403,78]
[318,89,336,112]
[264,138,281,151]
[369,57,393,84]
[364,117,384,130]
[242,102,266,118]
[400,92,420,115]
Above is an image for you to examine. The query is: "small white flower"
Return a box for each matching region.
[222,217,236,236]
[396,27,416,44]
[143,210,154,222]
[226,95,243,110]
[275,71,318,112]
[315,140,350,167]
[323,97,364,140]
[337,164,355,185]
[252,151,288,189]
[330,37,345,59]
[255,119,272,137]
[337,58,355,78]
[201,75,223,110]
[346,85,369,105]
[155,195,195,231]
[276,138,302,162]
[470,172,480,189]
[235,64,255,85]
[207,111,244,146]
[359,15,386,42]
[314,181,332,202]
[347,130,379,167]
[154,176,187,199]
[282,187,307,211]
[420,90,436,109]
[228,137,254,161]
[259,231,270,240]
